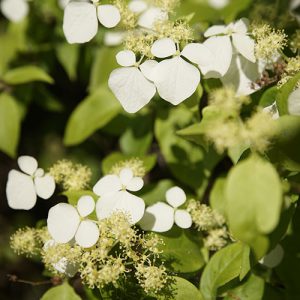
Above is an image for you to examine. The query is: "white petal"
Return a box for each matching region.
[77,195,95,217]
[288,88,300,116]
[165,186,186,208]
[139,60,158,81]
[0,0,29,22]
[119,168,134,186]
[63,2,98,44]
[201,36,232,78]
[127,177,144,191]
[58,0,70,9]
[34,174,56,199]
[181,43,214,67]
[174,209,192,229]
[96,192,120,220]
[104,31,125,46]
[233,18,249,34]
[208,0,229,9]
[47,203,80,243]
[75,220,99,248]
[113,191,145,224]
[139,202,174,232]
[204,25,227,37]
[108,67,156,113]
[93,174,122,196]
[34,168,44,177]
[128,0,148,13]
[116,50,136,67]
[221,54,260,96]
[138,7,168,29]
[6,170,37,210]
[153,56,200,105]
[151,38,176,58]
[97,4,120,28]
[18,156,38,175]
[232,33,256,63]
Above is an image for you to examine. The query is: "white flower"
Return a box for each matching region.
[288,88,300,116]
[128,0,168,30]
[6,156,55,210]
[0,0,29,22]
[47,195,100,248]
[139,186,192,232]
[221,54,261,96]
[290,0,300,24]
[63,0,121,44]
[104,31,125,46]
[58,0,70,9]
[93,167,145,224]
[150,38,213,105]
[208,0,229,9]
[108,50,157,113]
[202,18,256,78]
[43,240,78,277]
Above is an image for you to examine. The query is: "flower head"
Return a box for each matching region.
[47,195,99,248]
[6,156,55,210]
[139,186,192,232]
[93,167,145,224]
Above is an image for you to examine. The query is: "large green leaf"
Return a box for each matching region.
[225,155,282,258]
[64,85,121,145]
[0,93,21,157]
[162,277,203,300]
[2,66,54,85]
[268,115,300,171]
[200,242,250,300]
[157,227,205,273]
[224,273,264,300]
[155,106,220,194]
[41,282,81,300]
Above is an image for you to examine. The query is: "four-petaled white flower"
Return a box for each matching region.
[63,0,121,44]
[0,0,29,22]
[202,18,256,79]
[128,0,168,30]
[139,186,192,232]
[108,50,157,113]
[93,167,145,224]
[47,195,100,248]
[6,156,55,210]
[150,38,213,105]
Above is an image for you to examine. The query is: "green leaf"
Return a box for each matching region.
[225,155,282,258]
[101,152,157,175]
[64,85,121,145]
[41,282,81,300]
[259,86,278,107]
[161,277,203,300]
[200,242,250,300]
[224,274,264,300]
[268,115,300,171]
[0,93,21,157]
[56,43,80,80]
[155,106,220,194]
[276,72,300,115]
[157,227,205,273]
[3,66,54,85]
[210,177,227,216]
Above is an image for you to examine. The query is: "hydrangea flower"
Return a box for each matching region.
[47,195,100,248]
[128,0,168,30]
[63,0,121,44]
[208,0,229,9]
[93,167,145,224]
[202,18,256,78]
[108,50,157,113]
[0,0,29,22]
[6,156,55,210]
[150,38,213,105]
[139,186,192,232]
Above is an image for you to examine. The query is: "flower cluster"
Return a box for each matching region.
[187,200,228,251]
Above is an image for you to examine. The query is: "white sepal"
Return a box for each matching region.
[174,209,192,229]
[288,88,300,115]
[151,38,176,58]
[75,220,99,248]
[165,186,186,208]
[181,43,214,67]
[97,4,121,28]
[126,177,144,192]
[116,50,136,67]
[119,168,134,186]
[34,174,56,199]
[232,33,256,63]
[93,174,122,196]
[204,25,227,37]
[77,195,95,217]
[138,7,167,29]
[0,0,29,22]
[139,60,158,81]
[18,156,38,175]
